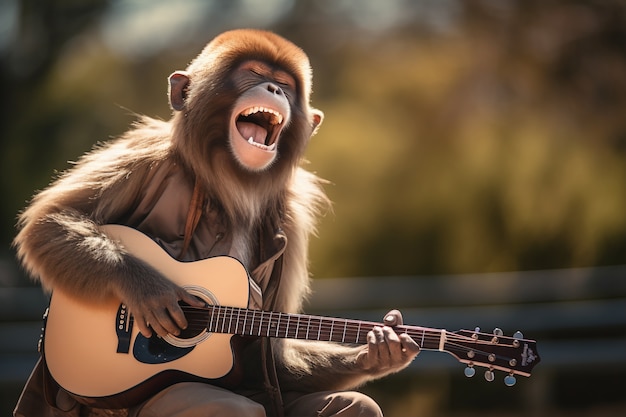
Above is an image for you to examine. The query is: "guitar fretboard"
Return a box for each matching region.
[185,305,445,351]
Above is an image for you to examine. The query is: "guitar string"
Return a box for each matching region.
[172,312,518,373]
[179,305,514,347]
[176,305,520,365]
[180,305,519,343]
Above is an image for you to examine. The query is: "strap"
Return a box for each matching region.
[258,221,285,417]
[178,178,206,259]
[262,337,284,417]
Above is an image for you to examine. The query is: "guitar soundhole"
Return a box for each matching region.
[178,300,208,339]
[162,285,218,348]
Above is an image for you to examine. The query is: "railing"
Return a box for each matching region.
[304,266,626,374]
[1,266,625,413]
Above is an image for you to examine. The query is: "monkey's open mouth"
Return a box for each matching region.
[236,106,284,151]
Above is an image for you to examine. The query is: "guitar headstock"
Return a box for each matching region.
[445,328,540,386]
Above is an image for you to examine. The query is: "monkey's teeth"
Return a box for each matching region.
[248,137,276,151]
[241,107,283,125]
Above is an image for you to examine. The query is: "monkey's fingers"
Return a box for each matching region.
[382,326,404,359]
[167,302,190,333]
[399,333,420,357]
[134,315,153,339]
[178,288,205,308]
[362,328,382,370]
[372,326,393,365]
[149,306,184,337]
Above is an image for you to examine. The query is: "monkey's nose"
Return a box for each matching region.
[267,83,284,96]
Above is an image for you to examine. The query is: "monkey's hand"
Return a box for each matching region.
[355,309,420,376]
[116,268,204,339]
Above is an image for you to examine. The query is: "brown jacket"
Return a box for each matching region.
[14,164,287,417]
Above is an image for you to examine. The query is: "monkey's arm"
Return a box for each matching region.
[275,310,420,392]
[14,123,201,338]
[274,173,420,390]
[16,208,198,338]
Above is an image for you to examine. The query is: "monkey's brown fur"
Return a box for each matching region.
[14,30,416,409]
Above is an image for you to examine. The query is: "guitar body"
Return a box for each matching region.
[43,225,251,408]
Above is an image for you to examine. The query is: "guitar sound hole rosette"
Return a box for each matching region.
[163,285,219,348]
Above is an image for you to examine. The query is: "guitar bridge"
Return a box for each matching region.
[116,303,133,354]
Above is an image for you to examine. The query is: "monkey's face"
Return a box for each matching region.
[169,29,323,193]
[229,61,294,171]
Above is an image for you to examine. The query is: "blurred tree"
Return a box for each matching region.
[306,0,626,277]
[0,0,109,262]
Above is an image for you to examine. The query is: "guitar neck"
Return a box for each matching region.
[188,304,539,378]
[192,305,445,351]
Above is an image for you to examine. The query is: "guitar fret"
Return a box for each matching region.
[208,306,214,333]
[241,308,247,336]
[228,308,234,334]
[295,316,301,339]
[259,311,264,336]
[266,312,272,337]
[306,316,311,340]
[317,317,322,341]
[264,312,269,336]
[275,312,281,338]
[342,320,347,343]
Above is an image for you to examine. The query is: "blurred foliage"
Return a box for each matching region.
[306,3,626,277]
[1,0,626,283]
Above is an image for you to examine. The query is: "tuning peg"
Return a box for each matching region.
[504,374,517,387]
[471,327,481,340]
[513,330,524,339]
[484,369,495,382]
[491,327,503,343]
[464,365,476,378]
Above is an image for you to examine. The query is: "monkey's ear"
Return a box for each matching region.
[168,71,190,111]
[311,108,324,136]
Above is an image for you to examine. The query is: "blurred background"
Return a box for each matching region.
[1,0,625,416]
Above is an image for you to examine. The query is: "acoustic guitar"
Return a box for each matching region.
[42,225,540,408]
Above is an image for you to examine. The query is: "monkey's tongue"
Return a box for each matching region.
[237,121,268,145]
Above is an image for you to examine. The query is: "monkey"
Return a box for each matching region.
[13,29,420,417]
